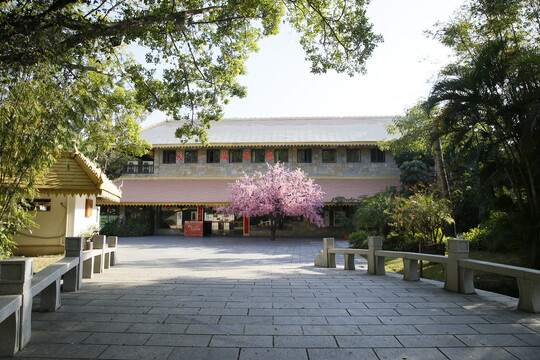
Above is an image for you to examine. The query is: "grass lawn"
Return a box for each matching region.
[29,253,65,273]
[384,250,528,298]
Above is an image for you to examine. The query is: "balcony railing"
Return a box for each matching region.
[123,163,154,174]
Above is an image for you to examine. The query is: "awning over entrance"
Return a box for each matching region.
[106,177,401,206]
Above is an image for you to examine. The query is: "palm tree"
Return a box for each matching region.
[427,39,540,265]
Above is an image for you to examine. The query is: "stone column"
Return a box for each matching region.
[92,235,107,274]
[0,258,34,350]
[108,236,118,266]
[324,238,336,268]
[367,236,385,275]
[445,238,471,293]
[64,237,84,291]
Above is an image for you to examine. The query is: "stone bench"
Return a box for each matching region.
[30,257,79,312]
[0,235,119,356]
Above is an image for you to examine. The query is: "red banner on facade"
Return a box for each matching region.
[197,206,204,221]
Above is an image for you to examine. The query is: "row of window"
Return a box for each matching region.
[163,148,386,164]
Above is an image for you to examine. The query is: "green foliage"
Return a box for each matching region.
[427,0,540,266]
[100,217,153,237]
[384,231,424,253]
[379,103,435,159]
[378,102,441,194]
[348,230,376,249]
[390,192,454,245]
[353,187,398,235]
[461,212,521,253]
[0,66,68,259]
[398,160,432,190]
[1,0,382,142]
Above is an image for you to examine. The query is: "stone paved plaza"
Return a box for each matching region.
[11,236,540,359]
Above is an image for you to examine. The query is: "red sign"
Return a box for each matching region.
[176,151,183,161]
[243,151,251,161]
[197,206,204,221]
[185,221,203,236]
[243,217,250,236]
[265,151,274,161]
[221,151,229,161]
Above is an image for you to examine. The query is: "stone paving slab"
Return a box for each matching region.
[10,236,540,359]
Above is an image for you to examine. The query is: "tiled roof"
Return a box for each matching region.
[109,178,400,206]
[37,151,122,203]
[142,116,395,147]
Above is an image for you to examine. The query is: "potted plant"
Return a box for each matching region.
[80,225,100,250]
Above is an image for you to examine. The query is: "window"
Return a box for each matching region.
[297,149,312,163]
[322,149,337,163]
[229,149,243,163]
[162,149,176,164]
[371,148,386,163]
[85,199,93,217]
[346,149,361,163]
[207,149,220,163]
[185,150,198,163]
[251,149,265,163]
[274,149,289,163]
[30,199,51,212]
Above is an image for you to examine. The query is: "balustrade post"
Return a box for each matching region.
[368,236,385,275]
[325,238,336,268]
[403,258,419,281]
[517,279,540,313]
[445,238,473,293]
[0,258,34,350]
[314,237,334,268]
[107,236,118,266]
[92,235,107,273]
[64,237,84,291]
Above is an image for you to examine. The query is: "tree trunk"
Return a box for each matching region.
[432,136,457,237]
[432,137,450,200]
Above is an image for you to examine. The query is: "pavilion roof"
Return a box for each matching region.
[37,151,122,203]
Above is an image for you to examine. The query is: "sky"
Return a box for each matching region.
[143,0,465,126]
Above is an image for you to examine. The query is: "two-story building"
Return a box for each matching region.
[101,116,401,238]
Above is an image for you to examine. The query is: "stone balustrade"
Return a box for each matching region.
[0,235,119,357]
[315,236,540,313]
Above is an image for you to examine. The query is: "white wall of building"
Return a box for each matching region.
[14,194,100,255]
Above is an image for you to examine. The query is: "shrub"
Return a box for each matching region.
[384,231,424,252]
[461,212,520,252]
[100,217,153,237]
[348,230,377,249]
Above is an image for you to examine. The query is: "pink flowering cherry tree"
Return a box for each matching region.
[219,162,325,240]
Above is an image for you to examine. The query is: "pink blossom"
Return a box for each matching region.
[219,163,325,228]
